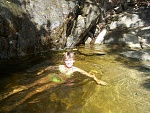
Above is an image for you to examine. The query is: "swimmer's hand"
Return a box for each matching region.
[96,80,107,86]
[37,70,44,75]
[93,76,107,86]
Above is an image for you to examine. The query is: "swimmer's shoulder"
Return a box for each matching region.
[45,65,59,70]
[72,66,80,72]
[58,65,65,69]
[58,65,65,72]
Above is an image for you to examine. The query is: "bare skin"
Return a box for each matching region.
[37,52,106,85]
[37,65,107,86]
[72,66,107,85]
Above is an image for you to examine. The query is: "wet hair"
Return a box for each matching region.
[63,51,75,61]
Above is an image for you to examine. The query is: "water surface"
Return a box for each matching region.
[0,45,150,113]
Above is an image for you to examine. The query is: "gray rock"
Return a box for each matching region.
[121,50,150,61]
[0,0,107,59]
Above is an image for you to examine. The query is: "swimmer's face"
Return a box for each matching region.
[64,58,74,68]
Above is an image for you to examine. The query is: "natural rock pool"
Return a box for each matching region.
[0,45,150,113]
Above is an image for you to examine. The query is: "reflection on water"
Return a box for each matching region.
[0,45,150,113]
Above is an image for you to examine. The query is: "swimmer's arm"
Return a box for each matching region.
[37,66,58,75]
[74,67,106,85]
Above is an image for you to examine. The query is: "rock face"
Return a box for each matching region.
[1,0,149,60]
[104,7,150,61]
[0,0,108,59]
[105,7,150,46]
[121,50,150,61]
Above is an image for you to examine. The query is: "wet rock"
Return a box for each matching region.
[120,50,150,61]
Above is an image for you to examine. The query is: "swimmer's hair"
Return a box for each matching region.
[63,51,75,61]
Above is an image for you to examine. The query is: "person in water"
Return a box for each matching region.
[37,51,106,85]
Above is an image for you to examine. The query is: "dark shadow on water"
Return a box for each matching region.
[142,78,150,90]
[0,50,63,94]
[0,70,97,113]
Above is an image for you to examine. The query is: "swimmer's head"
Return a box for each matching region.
[63,52,75,68]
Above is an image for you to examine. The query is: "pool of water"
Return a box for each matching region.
[0,45,150,113]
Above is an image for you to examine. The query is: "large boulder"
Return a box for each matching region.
[0,0,107,59]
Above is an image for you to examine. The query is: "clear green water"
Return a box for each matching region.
[0,45,150,113]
